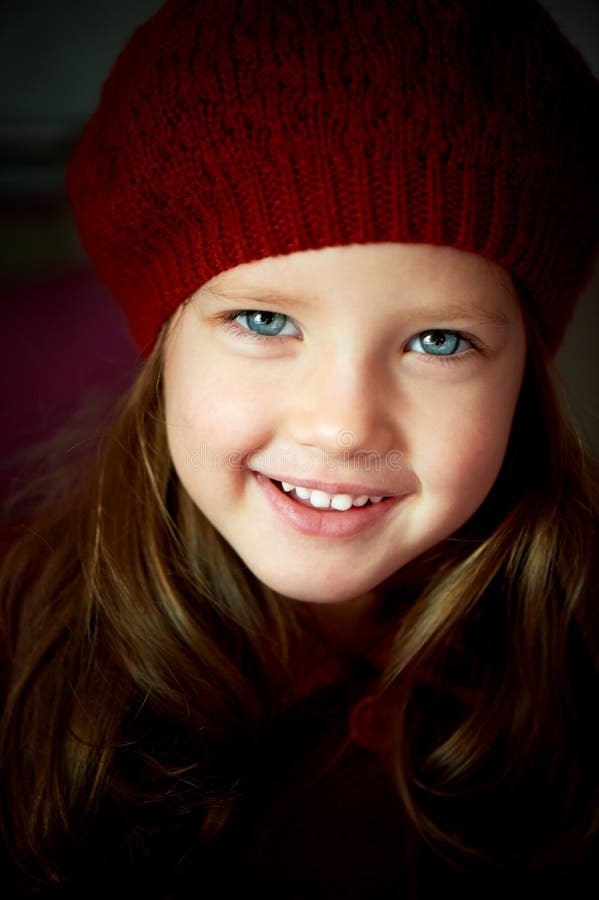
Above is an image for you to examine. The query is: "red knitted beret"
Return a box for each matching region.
[66,0,599,356]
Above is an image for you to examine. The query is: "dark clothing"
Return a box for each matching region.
[3,671,596,900]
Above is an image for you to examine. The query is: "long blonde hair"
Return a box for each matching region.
[1,300,597,886]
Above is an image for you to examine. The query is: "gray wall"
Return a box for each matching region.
[540,0,599,451]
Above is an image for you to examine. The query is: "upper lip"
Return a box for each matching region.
[253,471,407,497]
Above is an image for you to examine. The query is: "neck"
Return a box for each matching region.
[295,591,388,659]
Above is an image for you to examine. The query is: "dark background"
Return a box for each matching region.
[1,0,597,516]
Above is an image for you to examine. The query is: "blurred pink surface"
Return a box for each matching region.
[1,266,140,513]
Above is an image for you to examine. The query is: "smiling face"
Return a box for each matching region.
[163,243,526,608]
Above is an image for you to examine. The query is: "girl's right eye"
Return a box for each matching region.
[221,310,301,340]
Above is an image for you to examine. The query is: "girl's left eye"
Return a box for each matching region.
[222,310,301,340]
[406,329,479,361]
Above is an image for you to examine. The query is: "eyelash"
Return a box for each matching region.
[220,310,296,342]
[406,330,484,364]
[218,309,485,363]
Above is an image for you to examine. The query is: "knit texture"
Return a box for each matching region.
[66,0,599,356]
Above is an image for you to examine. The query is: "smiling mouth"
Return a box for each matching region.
[270,478,391,511]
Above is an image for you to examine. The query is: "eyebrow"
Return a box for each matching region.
[202,285,316,309]
[202,286,513,328]
[402,302,513,328]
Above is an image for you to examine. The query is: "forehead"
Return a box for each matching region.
[200,242,519,323]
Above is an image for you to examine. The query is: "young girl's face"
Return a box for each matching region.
[163,243,526,606]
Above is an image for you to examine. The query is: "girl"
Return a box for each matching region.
[1,0,598,896]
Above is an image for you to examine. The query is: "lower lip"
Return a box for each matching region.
[254,473,406,538]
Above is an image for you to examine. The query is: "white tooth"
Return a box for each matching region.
[281,482,294,492]
[331,494,353,511]
[295,486,311,499]
[369,496,383,503]
[352,495,369,507]
[309,490,331,509]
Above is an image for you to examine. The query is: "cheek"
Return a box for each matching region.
[165,358,277,472]
[414,381,521,514]
[442,428,507,501]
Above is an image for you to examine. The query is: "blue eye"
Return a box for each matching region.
[224,310,300,339]
[407,330,472,357]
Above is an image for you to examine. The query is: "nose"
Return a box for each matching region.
[281,352,397,460]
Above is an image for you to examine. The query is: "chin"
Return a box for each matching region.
[253,568,386,606]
